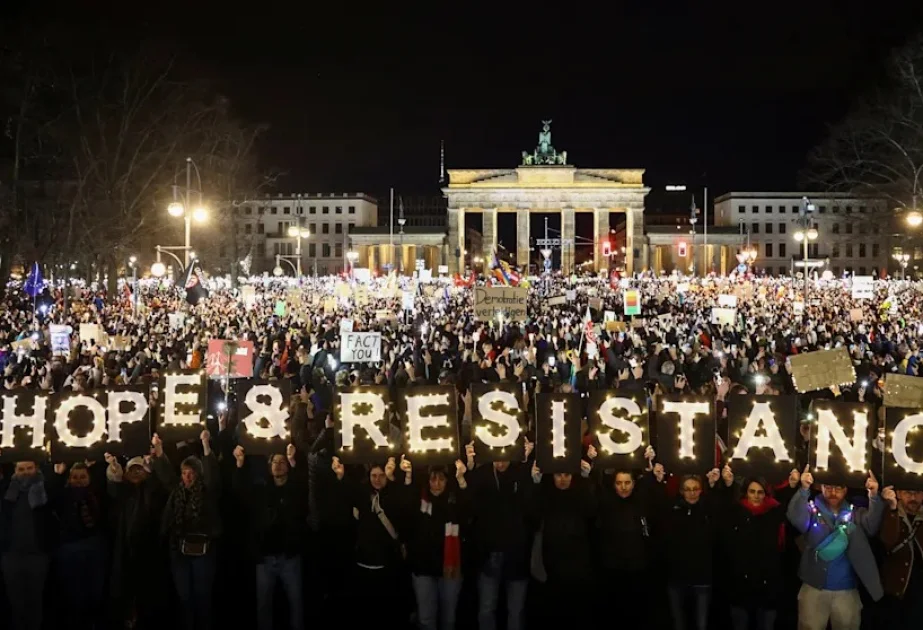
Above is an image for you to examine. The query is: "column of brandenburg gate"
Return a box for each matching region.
[442,122,650,275]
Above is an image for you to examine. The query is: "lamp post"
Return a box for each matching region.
[167,157,208,269]
[794,196,818,308]
[286,224,310,279]
[894,253,910,280]
[128,255,138,311]
[398,216,406,275]
[688,196,698,276]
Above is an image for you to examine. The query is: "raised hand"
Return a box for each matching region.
[800,465,814,490]
[151,433,164,458]
[399,454,412,474]
[882,485,897,510]
[286,444,297,466]
[706,467,720,488]
[722,464,734,487]
[586,444,598,460]
[866,471,880,498]
[531,461,542,484]
[788,468,800,489]
[384,456,397,481]
[233,446,246,469]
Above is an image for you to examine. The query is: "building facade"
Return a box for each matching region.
[233,193,377,275]
[713,192,893,277]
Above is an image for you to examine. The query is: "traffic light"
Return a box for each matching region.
[602,240,611,256]
[678,241,688,257]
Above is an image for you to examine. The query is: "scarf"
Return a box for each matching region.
[5,474,48,509]
[740,497,785,550]
[172,479,204,535]
[420,489,461,579]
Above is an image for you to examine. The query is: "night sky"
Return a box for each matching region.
[10,2,923,213]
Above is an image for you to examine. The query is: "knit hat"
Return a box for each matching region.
[180,456,204,478]
[126,456,151,473]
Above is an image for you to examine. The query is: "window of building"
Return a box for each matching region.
[846,244,853,257]
[285,242,293,256]
[752,205,759,213]
[765,243,773,257]
[859,206,866,213]
[832,244,840,258]
[779,243,786,257]
[832,223,839,234]
[858,224,866,234]
[738,205,745,214]
[845,223,853,234]
[335,224,343,234]
[845,206,852,214]
[348,223,355,232]
[765,223,773,234]
[310,223,317,235]
[818,206,826,214]
[322,244,331,257]
[309,206,316,214]
[335,206,343,214]
[322,206,329,214]
[349,206,356,214]
[873,243,880,258]
[271,207,277,215]
[779,206,787,214]
[273,242,280,255]
[751,223,759,234]
[245,207,252,215]
[322,224,329,234]
[245,224,252,234]
[280,221,290,235]
[309,244,316,257]
[765,205,773,213]
[859,244,866,258]
[779,223,786,234]
[257,224,264,234]
[335,243,343,258]
[283,206,290,214]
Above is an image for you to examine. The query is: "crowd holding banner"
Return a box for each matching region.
[3,269,923,629]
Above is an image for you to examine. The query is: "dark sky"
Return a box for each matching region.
[13,2,923,210]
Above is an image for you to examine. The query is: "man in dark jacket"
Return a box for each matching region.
[233,444,306,630]
[467,451,535,630]
[877,487,923,629]
[0,459,51,630]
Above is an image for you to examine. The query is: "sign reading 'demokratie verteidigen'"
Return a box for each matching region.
[474,287,528,322]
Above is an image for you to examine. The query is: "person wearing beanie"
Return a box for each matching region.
[152,431,222,630]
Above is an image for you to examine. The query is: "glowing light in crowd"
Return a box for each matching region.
[550,399,567,458]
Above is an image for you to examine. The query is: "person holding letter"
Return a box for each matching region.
[877,487,923,629]
[787,466,885,630]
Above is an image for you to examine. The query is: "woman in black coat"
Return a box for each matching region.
[717,468,799,630]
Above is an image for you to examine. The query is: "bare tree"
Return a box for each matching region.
[803,34,923,218]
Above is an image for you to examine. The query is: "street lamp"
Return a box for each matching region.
[285,224,310,278]
[794,196,818,310]
[168,157,208,268]
[151,261,166,278]
[128,256,138,310]
[894,253,910,280]
[908,211,923,228]
[398,216,406,275]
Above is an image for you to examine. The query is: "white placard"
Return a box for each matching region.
[241,285,257,308]
[852,276,874,299]
[50,324,71,355]
[437,265,449,274]
[168,313,185,330]
[79,324,101,343]
[402,291,415,311]
[339,319,354,334]
[341,332,382,363]
[718,294,738,308]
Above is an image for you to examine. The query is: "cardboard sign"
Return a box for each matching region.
[623,290,641,316]
[341,332,382,363]
[885,408,923,490]
[49,324,71,355]
[789,348,856,394]
[205,340,255,379]
[884,373,923,409]
[474,287,528,322]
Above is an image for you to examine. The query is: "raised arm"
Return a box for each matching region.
[854,472,885,536]
[787,466,815,534]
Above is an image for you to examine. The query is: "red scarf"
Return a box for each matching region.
[740,497,785,550]
[421,489,461,579]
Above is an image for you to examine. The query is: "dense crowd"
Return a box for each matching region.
[1,270,923,630]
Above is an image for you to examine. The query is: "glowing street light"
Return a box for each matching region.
[151,261,166,277]
[907,211,923,228]
[192,207,208,223]
[168,202,184,217]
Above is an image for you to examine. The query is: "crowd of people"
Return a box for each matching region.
[1,269,923,630]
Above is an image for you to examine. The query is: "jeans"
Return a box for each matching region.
[730,605,776,630]
[1,553,48,630]
[55,536,107,630]
[667,584,711,630]
[477,553,527,630]
[796,584,861,630]
[256,554,304,630]
[412,574,463,630]
[170,549,217,630]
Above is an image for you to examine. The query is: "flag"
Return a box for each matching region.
[184,260,209,305]
[23,262,43,298]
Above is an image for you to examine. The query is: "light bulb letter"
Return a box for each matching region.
[476,390,521,449]
[340,391,388,448]
[597,397,643,455]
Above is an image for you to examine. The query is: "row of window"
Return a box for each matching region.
[273,242,342,258]
[737,204,878,215]
[241,222,355,236]
[756,242,882,259]
[743,222,882,236]
[242,205,357,216]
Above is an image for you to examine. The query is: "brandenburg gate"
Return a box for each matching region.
[443,122,650,274]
